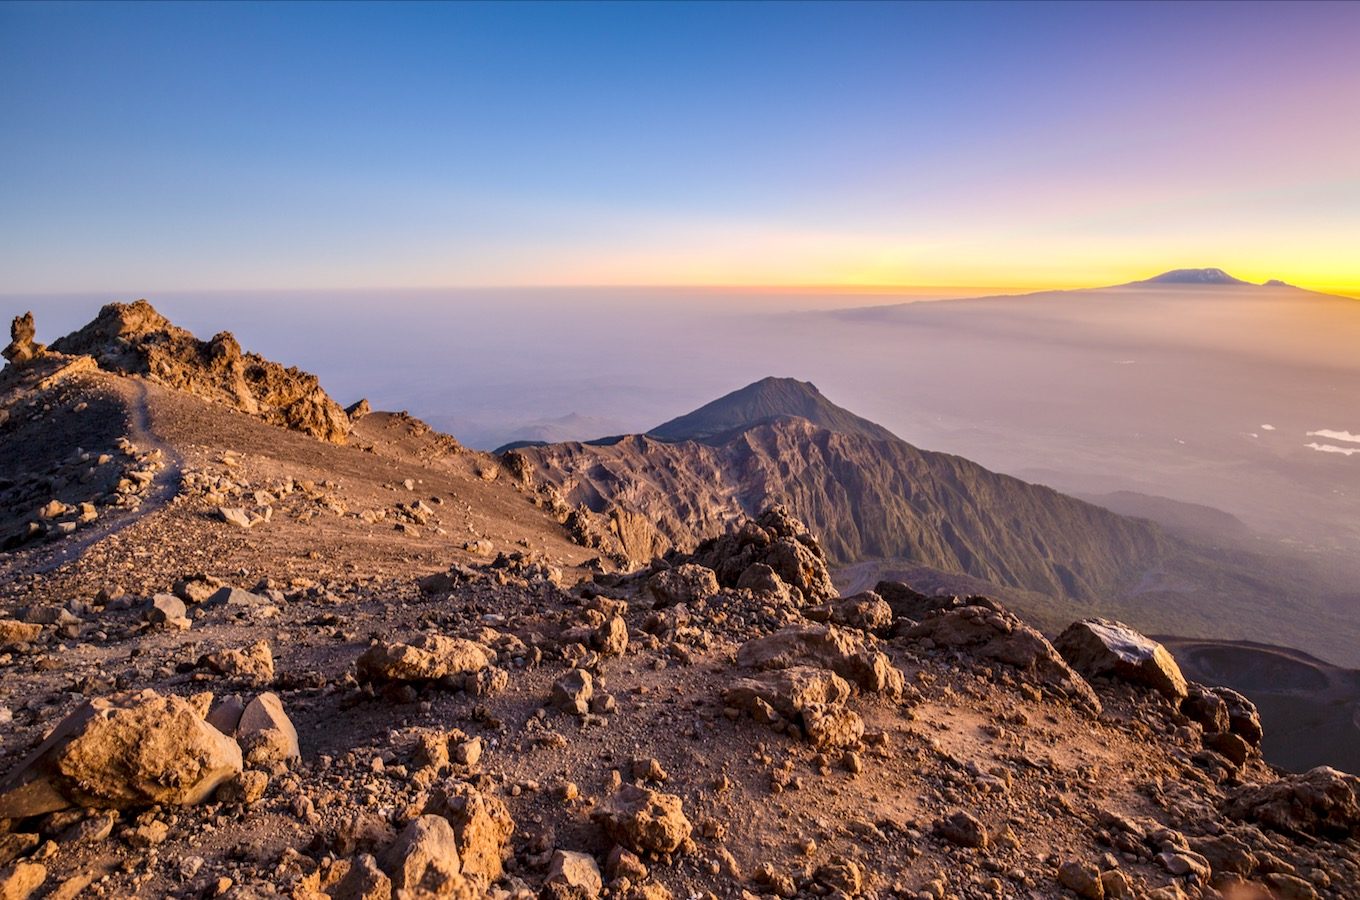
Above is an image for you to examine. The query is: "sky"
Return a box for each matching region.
[2,1,1358,296]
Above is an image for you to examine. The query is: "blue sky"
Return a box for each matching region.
[2,1,1358,293]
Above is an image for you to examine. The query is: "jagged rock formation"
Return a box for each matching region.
[2,313,45,366]
[511,392,1171,601]
[49,300,350,443]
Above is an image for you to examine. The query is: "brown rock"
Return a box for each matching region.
[800,704,865,750]
[0,621,42,645]
[0,861,46,900]
[1054,618,1187,700]
[356,635,491,682]
[332,853,392,900]
[543,850,602,899]
[551,669,594,715]
[1225,766,1360,840]
[204,641,274,684]
[935,810,987,848]
[592,785,692,855]
[423,781,514,881]
[645,564,719,607]
[1212,686,1264,745]
[735,624,903,696]
[380,815,462,894]
[1057,860,1104,898]
[0,690,241,817]
[723,666,852,720]
[237,692,300,765]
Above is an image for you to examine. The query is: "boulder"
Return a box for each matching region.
[551,669,594,715]
[724,666,852,720]
[236,692,300,765]
[1054,618,1187,700]
[0,620,42,645]
[806,592,893,632]
[1211,686,1263,745]
[1225,767,1360,840]
[204,640,274,684]
[143,593,187,626]
[423,781,515,881]
[735,624,903,696]
[935,810,987,848]
[592,785,692,855]
[332,853,392,900]
[1181,684,1230,734]
[0,861,45,900]
[356,635,491,683]
[0,690,242,817]
[800,704,865,750]
[2,312,44,366]
[906,603,1101,715]
[683,506,837,603]
[218,507,254,529]
[380,815,462,894]
[543,850,602,899]
[645,564,719,607]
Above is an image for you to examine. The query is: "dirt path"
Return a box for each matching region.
[26,380,184,575]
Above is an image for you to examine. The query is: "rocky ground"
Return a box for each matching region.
[1,307,1359,900]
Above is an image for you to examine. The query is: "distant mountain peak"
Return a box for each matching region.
[1136,267,1251,286]
[647,376,898,444]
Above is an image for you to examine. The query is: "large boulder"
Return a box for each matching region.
[736,624,903,697]
[1211,686,1263,745]
[356,635,492,683]
[645,564,719,607]
[0,690,242,817]
[724,666,852,720]
[543,850,602,900]
[1225,767,1360,840]
[236,692,300,765]
[806,592,893,632]
[906,602,1101,715]
[423,781,515,881]
[1054,618,1187,700]
[592,785,692,855]
[380,815,463,894]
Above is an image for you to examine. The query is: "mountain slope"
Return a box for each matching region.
[648,376,898,443]
[1134,267,1253,286]
[511,380,1172,600]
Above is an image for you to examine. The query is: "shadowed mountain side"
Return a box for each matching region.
[512,416,1170,602]
[1159,637,1360,774]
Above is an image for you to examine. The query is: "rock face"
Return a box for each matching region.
[48,300,350,443]
[544,850,602,900]
[356,635,492,683]
[1226,767,1360,840]
[2,313,44,366]
[906,600,1101,715]
[0,690,242,816]
[1054,618,1188,700]
[593,785,693,855]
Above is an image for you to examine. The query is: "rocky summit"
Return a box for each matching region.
[0,302,1358,900]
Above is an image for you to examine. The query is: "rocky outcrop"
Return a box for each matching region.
[905,600,1102,715]
[0,690,242,816]
[1226,767,1360,840]
[685,506,837,604]
[1054,618,1188,700]
[2,313,44,367]
[48,300,350,442]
